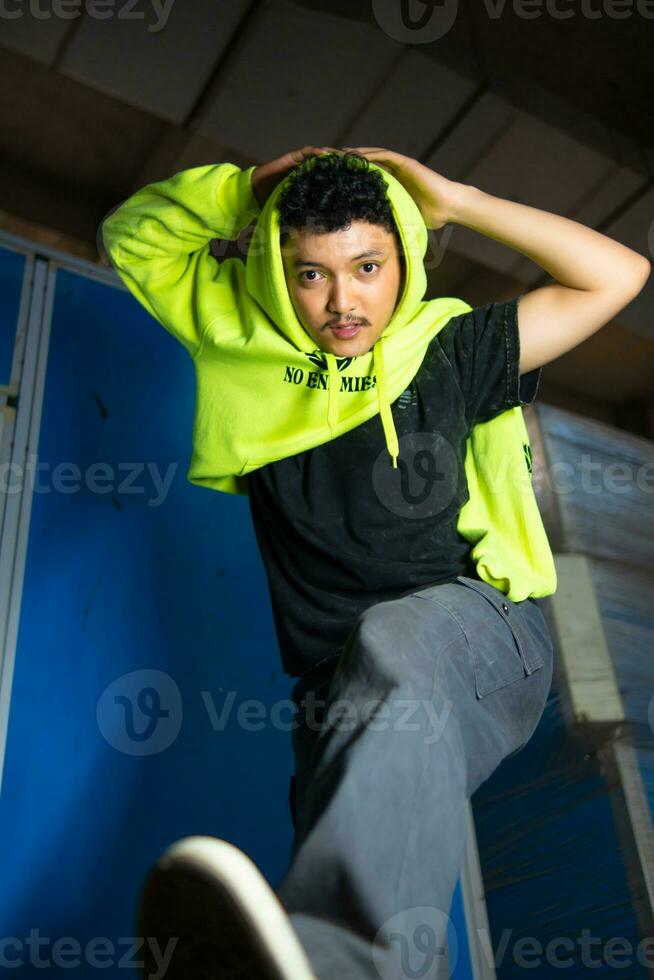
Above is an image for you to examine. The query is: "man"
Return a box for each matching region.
[101,147,649,979]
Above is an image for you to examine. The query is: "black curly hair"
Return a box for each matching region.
[277,151,403,261]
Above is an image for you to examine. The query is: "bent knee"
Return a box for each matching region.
[340,601,410,680]
[348,596,460,681]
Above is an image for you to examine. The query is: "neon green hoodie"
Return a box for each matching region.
[101,159,557,601]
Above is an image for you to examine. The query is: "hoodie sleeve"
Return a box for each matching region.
[437,296,542,428]
[100,162,261,357]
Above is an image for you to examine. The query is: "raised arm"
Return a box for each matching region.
[340,147,651,374]
[99,163,261,356]
[446,182,651,374]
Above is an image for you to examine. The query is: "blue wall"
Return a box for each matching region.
[0,266,297,977]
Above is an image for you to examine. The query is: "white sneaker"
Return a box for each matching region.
[137,835,318,979]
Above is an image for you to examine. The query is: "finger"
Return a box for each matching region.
[304,146,340,158]
[291,147,329,164]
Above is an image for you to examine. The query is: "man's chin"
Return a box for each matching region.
[322,342,370,358]
[317,334,377,357]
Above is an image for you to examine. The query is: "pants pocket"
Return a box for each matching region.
[455,575,545,699]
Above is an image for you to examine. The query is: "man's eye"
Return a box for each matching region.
[300,264,379,282]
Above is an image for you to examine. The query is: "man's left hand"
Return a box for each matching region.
[338,147,461,230]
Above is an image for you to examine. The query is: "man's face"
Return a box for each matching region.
[281,220,404,357]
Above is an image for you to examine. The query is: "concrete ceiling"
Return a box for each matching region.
[0,0,652,434]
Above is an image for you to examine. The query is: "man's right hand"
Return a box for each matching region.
[251,146,341,209]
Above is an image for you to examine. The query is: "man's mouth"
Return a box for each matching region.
[330,322,363,338]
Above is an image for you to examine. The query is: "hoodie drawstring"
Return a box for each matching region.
[324,342,400,469]
[374,338,399,469]
[325,352,340,435]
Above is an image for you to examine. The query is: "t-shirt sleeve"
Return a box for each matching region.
[436,295,541,427]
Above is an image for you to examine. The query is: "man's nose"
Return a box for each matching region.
[328,280,357,314]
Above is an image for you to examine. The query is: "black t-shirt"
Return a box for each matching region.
[247,297,541,678]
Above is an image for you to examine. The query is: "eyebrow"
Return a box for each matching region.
[292,249,385,269]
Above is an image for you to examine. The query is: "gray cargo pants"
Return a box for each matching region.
[275,574,554,980]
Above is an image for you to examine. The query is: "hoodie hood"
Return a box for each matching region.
[244,157,469,470]
[245,157,429,348]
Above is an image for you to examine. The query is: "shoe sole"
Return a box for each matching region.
[137,835,317,980]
